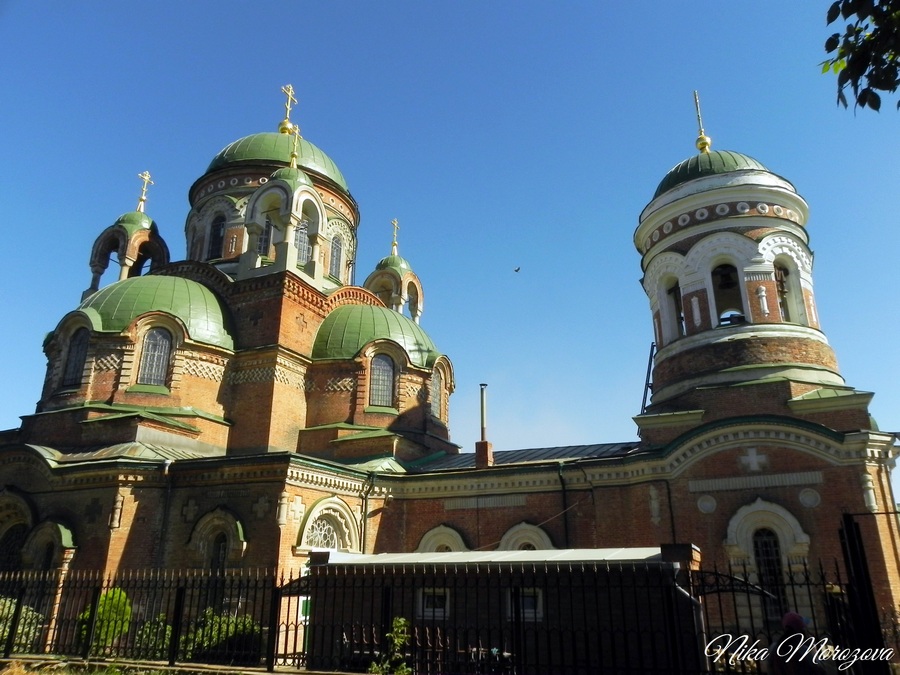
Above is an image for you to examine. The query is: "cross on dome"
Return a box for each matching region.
[391,218,400,255]
[136,171,153,213]
[279,83,301,136]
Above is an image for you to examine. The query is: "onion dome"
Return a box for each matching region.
[76,275,234,349]
[312,304,440,367]
[374,253,413,276]
[270,165,314,189]
[110,210,156,236]
[205,132,349,194]
[653,150,770,199]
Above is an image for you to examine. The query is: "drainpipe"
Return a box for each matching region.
[360,472,376,554]
[664,479,677,543]
[557,462,570,547]
[155,459,174,567]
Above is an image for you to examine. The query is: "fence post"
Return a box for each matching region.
[81,586,102,659]
[3,585,26,658]
[266,576,281,672]
[168,585,186,667]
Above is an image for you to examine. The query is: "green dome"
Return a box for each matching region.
[207,132,349,193]
[313,304,439,367]
[113,211,155,236]
[653,150,769,199]
[270,166,313,188]
[77,275,234,350]
[375,254,413,275]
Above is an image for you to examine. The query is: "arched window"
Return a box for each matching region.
[294,218,311,265]
[430,369,443,418]
[665,280,685,340]
[207,215,226,260]
[138,328,172,386]
[711,264,745,325]
[210,532,227,571]
[62,328,90,387]
[753,527,788,623]
[775,263,796,323]
[329,236,342,279]
[307,516,340,549]
[370,354,395,407]
[257,217,274,256]
[0,523,28,571]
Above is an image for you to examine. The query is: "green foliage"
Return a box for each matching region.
[182,607,262,666]
[823,0,900,110]
[0,596,45,653]
[133,613,172,660]
[368,617,412,675]
[77,587,133,654]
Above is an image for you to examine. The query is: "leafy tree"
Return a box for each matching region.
[823,0,900,110]
[77,587,132,655]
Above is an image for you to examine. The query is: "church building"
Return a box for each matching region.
[0,87,897,620]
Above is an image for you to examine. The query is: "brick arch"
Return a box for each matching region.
[498,522,555,550]
[187,507,247,567]
[296,496,359,552]
[416,524,468,552]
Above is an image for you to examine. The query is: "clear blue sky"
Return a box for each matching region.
[0,3,897,481]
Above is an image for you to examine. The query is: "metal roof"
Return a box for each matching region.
[409,442,640,472]
[321,547,664,566]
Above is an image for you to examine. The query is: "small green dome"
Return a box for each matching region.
[207,132,349,193]
[653,150,769,199]
[375,254,413,275]
[313,304,439,367]
[77,275,234,350]
[113,211,156,236]
[270,166,313,188]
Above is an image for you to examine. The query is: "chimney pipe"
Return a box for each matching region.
[475,383,493,468]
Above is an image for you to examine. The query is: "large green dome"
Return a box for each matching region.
[312,304,439,368]
[206,132,349,193]
[77,275,234,350]
[653,150,769,199]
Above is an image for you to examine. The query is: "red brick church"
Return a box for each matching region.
[1,87,897,620]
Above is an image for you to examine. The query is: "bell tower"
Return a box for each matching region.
[633,96,871,444]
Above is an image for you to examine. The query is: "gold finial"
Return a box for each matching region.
[693,90,712,154]
[391,218,400,256]
[289,123,301,169]
[279,84,301,135]
[136,171,154,213]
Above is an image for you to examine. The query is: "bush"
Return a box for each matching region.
[133,613,172,660]
[77,587,132,654]
[182,607,261,666]
[0,596,44,653]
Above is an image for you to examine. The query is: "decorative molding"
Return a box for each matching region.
[445,494,526,511]
[688,471,823,493]
[325,376,355,392]
[182,359,225,382]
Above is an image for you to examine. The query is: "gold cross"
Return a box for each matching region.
[391,218,400,255]
[282,84,297,121]
[137,171,154,212]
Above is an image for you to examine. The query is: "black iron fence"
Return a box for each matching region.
[0,560,896,674]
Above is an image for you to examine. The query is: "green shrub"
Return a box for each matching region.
[368,617,411,675]
[182,607,261,666]
[77,587,132,654]
[0,596,45,653]
[133,613,172,660]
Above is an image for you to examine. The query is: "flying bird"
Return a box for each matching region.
[514,267,521,273]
